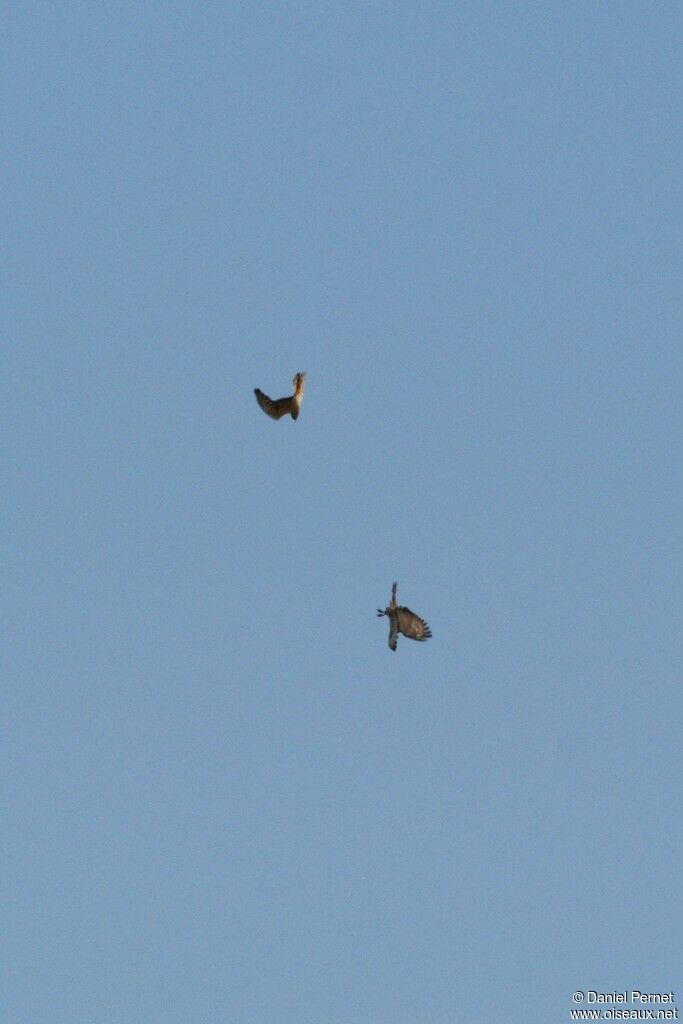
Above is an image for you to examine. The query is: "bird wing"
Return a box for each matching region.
[290,373,306,419]
[254,389,294,420]
[397,606,432,642]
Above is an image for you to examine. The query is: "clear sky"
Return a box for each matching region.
[3,4,681,1022]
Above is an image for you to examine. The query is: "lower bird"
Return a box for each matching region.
[377,582,432,651]
[254,372,306,421]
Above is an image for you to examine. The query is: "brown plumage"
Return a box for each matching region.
[254,372,306,421]
[376,581,432,652]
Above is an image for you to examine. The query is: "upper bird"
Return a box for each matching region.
[254,372,306,421]
[377,581,432,651]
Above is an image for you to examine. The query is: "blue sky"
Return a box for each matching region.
[3,4,682,1022]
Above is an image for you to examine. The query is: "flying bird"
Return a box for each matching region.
[377,582,432,651]
[254,372,306,421]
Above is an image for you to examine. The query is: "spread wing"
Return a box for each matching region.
[397,606,432,642]
[290,372,305,419]
[254,389,294,420]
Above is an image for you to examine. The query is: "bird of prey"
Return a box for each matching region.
[254,372,306,421]
[377,582,432,651]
